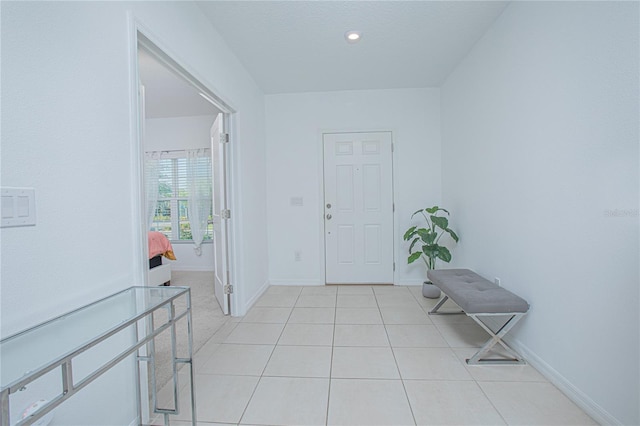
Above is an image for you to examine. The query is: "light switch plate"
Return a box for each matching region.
[1,187,36,227]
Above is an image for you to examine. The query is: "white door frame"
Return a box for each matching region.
[320,130,396,285]
[132,25,237,305]
[128,16,239,423]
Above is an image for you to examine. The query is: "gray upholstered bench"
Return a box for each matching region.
[427,268,530,365]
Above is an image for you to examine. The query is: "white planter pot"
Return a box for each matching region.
[422,281,441,299]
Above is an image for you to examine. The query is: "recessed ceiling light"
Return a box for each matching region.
[345,31,361,44]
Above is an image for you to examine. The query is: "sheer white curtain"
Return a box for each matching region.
[144,151,162,231]
[186,149,212,256]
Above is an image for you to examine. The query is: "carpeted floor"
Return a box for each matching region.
[152,271,230,388]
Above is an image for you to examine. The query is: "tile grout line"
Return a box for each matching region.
[411,288,456,350]
[474,379,510,426]
[374,288,419,426]
[324,288,338,426]
[409,287,511,425]
[236,286,303,425]
[199,286,586,425]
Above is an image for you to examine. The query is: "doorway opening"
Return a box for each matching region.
[136,32,234,315]
[133,30,237,423]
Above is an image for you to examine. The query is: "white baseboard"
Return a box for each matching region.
[506,337,621,425]
[268,279,423,287]
[395,279,424,286]
[268,279,325,286]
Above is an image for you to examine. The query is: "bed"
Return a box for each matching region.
[148,231,176,286]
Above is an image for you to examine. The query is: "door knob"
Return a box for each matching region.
[326,214,332,220]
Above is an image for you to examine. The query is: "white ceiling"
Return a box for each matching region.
[138,49,221,119]
[197,1,510,94]
[138,2,510,115]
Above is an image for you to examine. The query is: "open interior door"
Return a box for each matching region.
[211,113,230,314]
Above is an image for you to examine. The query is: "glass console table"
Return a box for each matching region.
[0,286,196,426]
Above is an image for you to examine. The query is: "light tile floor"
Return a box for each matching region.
[155,285,597,426]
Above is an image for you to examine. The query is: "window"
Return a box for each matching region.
[150,155,213,242]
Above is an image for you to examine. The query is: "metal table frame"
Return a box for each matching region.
[0,286,196,426]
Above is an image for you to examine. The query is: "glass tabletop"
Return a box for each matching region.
[0,286,189,391]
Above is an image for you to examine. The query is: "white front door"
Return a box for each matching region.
[211,114,230,314]
[323,132,394,284]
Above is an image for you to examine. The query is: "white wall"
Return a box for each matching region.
[145,115,216,271]
[1,1,267,423]
[265,89,442,286]
[169,243,214,271]
[145,114,214,151]
[441,2,639,425]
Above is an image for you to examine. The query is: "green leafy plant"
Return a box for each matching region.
[403,206,459,270]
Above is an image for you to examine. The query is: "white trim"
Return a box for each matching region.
[132,20,238,303]
[269,279,325,286]
[240,280,270,316]
[395,279,424,286]
[316,130,327,285]
[128,13,241,421]
[127,12,148,290]
[136,34,235,114]
[319,129,396,286]
[126,11,150,426]
[506,337,621,425]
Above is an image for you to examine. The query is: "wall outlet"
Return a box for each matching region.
[494,277,501,286]
[294,250,302,262]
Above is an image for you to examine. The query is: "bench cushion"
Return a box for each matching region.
[427,269,529,314]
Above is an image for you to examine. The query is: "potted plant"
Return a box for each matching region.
[403,206,459,298]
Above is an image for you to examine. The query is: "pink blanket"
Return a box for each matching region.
[148,231,176,260]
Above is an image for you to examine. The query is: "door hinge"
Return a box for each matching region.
[393,262,396,272]
[224,284,234,294]
[391,143,394,152]
[221,209,231,219]
[221,133,230,144]
[393,203,395,212]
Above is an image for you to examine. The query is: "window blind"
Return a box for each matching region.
[150,150,213,242]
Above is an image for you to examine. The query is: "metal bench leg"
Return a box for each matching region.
[428,294,465,315]
[466,313,527,365]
